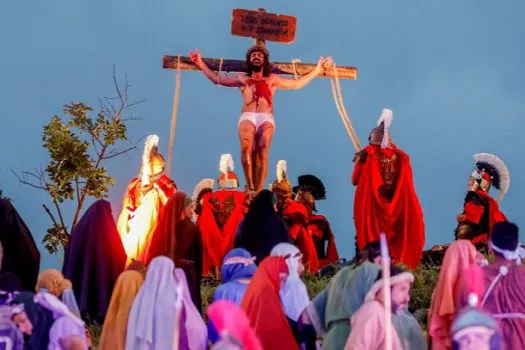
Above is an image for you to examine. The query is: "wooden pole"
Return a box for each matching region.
[380,233,393,350]
[163,56,357,80]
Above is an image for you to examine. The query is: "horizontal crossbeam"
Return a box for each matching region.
[163,56,358,80]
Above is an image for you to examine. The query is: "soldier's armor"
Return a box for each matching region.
[377,151,399,201]
[454,191,490,240]
[209,192,237,229]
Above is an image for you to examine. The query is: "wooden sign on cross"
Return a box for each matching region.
[163,8,358,80]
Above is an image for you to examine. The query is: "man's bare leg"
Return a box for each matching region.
[254,122,275,192]
[238,120,256,191]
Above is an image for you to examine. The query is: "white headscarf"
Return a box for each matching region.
[270,243,311,321]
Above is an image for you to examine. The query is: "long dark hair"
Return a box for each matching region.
[245,47,272,77]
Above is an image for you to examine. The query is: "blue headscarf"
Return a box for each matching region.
[213,249,256,306]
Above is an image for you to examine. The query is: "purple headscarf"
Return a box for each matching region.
[62,199,127,323]
[126,256,206,350]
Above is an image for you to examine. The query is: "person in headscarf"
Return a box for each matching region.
[304,262,381,350]
[428,240,483,350]
[450,265,503,350]
[270,243,310,322]
[0,272,22,306]
[480,222,525,349]
[99,270,144,350]
[235,190,291,264]
[62,200,127,324]
[0,304,23,350]
[240,256,299,350]
[11,292,87,350]
[208,300,262,350]
[0,199,40,291]
[36,269,80,318]
[344,266,415,350]
[144,192,203,312]
[125,256,206,350]
[213,248,256,305]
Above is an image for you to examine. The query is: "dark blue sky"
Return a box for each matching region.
[2,0,524,269]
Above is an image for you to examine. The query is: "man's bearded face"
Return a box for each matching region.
[390,280,411,314]
[249,51,265,72]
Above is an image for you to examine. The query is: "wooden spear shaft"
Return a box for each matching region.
[163,56,358,80]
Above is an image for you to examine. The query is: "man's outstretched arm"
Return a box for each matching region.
[190,49,243,87]
[274,56,333,90]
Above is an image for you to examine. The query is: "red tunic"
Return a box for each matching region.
[198,190,246,276]
[308,215,340,268]
[282,201,320,273]
[462,189,507,244]
[352,144,425,269]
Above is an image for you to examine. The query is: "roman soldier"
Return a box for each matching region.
[270,161,320,273]
[191,178,214,223]
[455,153,509,244]
[352,109,424,269]
[294,175,339,269]
[117,135,177,264]
[198,154,247,276]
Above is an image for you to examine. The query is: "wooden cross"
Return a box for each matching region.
[162,8,358,80]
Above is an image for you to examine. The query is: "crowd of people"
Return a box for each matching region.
[1,172,525,349]
[0,44,522,349]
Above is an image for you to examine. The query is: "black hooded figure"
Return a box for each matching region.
[0,199,40,291]
[62,199,126,323]
[235,189,291,264]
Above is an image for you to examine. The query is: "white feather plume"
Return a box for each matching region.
[377,108,393,148]
[219,154,234,175]
[277,160,287,183]
[377,108,393,128]
[474,153,511,201]
[141,134,160,185]
[192,178,215,202]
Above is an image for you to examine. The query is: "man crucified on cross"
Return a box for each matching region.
[190,46,333,193]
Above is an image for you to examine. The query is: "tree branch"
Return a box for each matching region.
[102,145,136,160]
[42,204,60,227]
[11,170,46,190]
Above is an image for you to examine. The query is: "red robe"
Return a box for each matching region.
[117,174,176,264]
[352,144,424,269]
[309,215,340,268]
[199,190,246,276]
[462,189,507,244]
[282,201,320,273]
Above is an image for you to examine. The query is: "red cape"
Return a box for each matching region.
[240,257,299,350]
[352,144,425,269]
[309,214,340,268]
[465,190,508,244]
[198,190,246,276]
[282,201,320,273]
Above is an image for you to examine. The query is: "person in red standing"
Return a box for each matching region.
[117,135,177,264]
[190,46,332,193]
[455,153,509,245]
[352,109,424,269]
[198,154,246,276]
[293,175,340,269]
[271,161,320,273]
[240,256,300,350]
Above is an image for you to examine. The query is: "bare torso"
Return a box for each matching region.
[238,74,277,114]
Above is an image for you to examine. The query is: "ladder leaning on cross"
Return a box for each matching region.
[162,7,361,176]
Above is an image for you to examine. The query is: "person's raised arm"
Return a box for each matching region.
[190,49,243,87]
[274,56,333,90]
